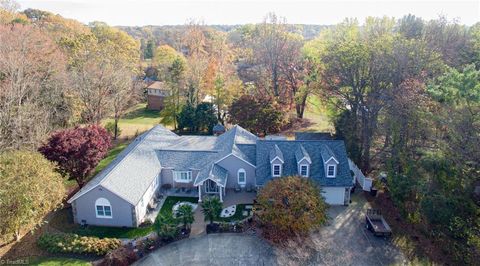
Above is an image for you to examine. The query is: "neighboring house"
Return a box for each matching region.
[146,81,170,110]
[68,125,353,227]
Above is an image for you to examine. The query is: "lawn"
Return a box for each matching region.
[160,196,198,216]
[301,95,334,132]
[29,257,90,266]
[215,204,250,223]
[53,196,198,239]
[103,103,168,139]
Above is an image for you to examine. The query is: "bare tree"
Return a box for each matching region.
[0,24,67,151]
[111,69,142,139]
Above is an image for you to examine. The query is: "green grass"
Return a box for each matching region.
[103,103,167,139]
[71,196,197,239]
[302,95,334,132]
[29,257,90,266]
[160,196,198,216]
[215,204,250,223]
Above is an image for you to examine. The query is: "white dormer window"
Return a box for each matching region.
[299,164,309,177]
[272,164,282,177]
[327,165,336,178]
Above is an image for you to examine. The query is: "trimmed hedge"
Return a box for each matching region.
[38,233,121,255]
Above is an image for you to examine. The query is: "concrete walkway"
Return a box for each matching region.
[190,206,207,236]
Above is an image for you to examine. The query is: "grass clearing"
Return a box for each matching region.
[302,95,334,132]
[103,103,168,139]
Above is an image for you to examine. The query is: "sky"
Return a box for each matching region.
[17,0,480,26]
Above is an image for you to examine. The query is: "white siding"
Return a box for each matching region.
[321,187,346,205]
[135,177,158,224]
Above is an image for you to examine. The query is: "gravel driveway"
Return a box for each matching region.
[135,192,406,266]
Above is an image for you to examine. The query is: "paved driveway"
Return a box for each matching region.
[134,233,276,266]
[135,192,406,266]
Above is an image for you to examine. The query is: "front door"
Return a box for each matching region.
[205,179,218,193]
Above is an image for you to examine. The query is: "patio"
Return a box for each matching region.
[222,189,256,206]
[163,187,198,198]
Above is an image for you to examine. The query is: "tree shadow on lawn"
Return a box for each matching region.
[122,104,160,122]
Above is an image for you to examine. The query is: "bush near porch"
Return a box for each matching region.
[50,197,197,239]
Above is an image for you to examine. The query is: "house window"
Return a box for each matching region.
[95,198,112,218]
[300,164,309,177]
[272,164,282,177]
[327,165,336,177]
[238,168,246,185]
[173,171,192,183]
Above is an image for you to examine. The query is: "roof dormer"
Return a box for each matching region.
[321,145,339,178]
[295,145,311,177]
[270,144,284,177]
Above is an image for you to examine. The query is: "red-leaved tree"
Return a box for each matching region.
[39,125,111,187]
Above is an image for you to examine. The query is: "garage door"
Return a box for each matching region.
[321,187,346,205]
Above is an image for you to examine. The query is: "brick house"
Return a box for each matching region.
[146,81,170,110]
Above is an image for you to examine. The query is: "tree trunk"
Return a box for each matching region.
[114,117,119,140]
[295,93,309,119]
[272,68,279,97]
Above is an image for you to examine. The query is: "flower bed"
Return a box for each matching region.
[38,233,121,255]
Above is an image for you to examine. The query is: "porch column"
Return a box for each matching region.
[219,186,223,202]
[198,185,202,202]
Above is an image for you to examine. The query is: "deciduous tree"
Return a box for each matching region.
[0,24,69,151]
[256,176,327,243]
[228,95,284,135]
[39,125,111,187]
[0,150,65,242]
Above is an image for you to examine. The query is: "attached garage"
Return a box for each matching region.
[321,186,348,205]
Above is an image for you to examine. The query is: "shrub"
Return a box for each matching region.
[38,233,121,255]
[99,246,137,266]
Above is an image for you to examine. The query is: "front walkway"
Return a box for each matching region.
[190,191,256,236]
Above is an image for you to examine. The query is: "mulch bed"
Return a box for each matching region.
[365,190,452,264]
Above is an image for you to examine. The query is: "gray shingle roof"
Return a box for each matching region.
[320,144,338,163]
[269,144,284,163]
[212,123,226,133]
[256,140,352,187]
[234,144,256,165]
[295,145,311,163]
[70,124,352,207]
[295,132,334,140]
[68,125,180,205]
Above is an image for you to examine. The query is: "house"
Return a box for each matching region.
[67,125,353,227]
[146,81,170,110]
